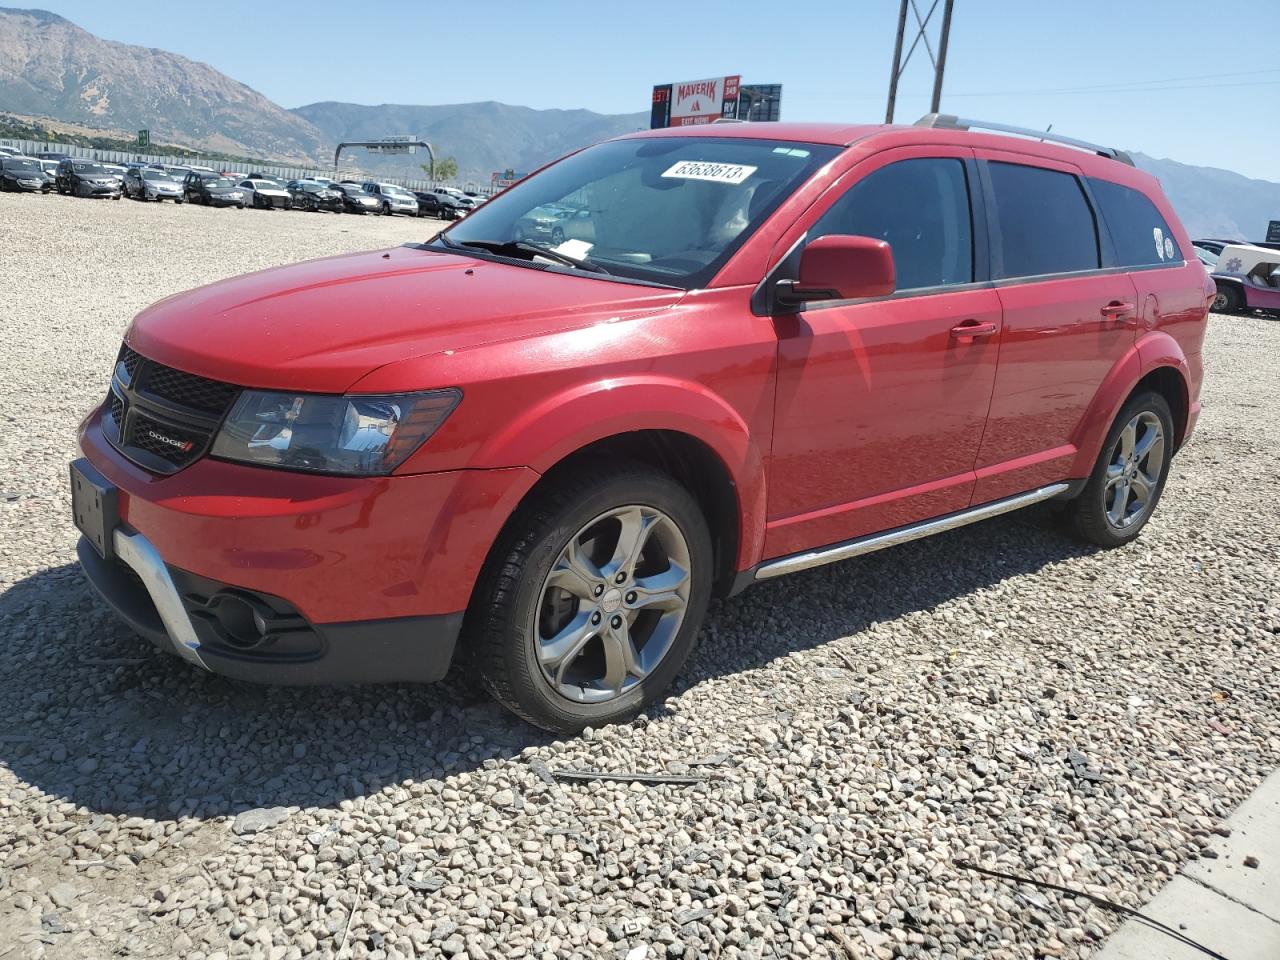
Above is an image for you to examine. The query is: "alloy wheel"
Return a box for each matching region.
[533,504,691,704]
[1104,411,1166,530]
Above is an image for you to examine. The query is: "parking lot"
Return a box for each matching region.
[0,191,1277,960]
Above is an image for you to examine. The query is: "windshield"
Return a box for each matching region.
[1195,246,1220,268]
[142,170,173,181]
[204,176,236,187]
[3,159,38,171]
[439,136,839,288]
[382,185,411,198]
[73,162,107,174]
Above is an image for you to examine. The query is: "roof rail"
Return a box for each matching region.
[914,113,1135,166]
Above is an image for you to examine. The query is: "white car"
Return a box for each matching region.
[238,178,293,210]
[361,182,419,216]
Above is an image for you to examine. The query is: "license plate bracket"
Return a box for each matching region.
[70,459,119,560]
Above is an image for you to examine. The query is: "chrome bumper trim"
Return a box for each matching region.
[755,483,1071,580]
[112,528,208,669]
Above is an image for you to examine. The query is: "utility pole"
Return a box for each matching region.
[885,0,956,123]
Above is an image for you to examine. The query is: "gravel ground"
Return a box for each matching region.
[0,191,1277,960]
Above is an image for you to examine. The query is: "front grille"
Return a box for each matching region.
[107,391,125,429]
[104,344,240,475]
[140,364,239,414]
[118,344,143,383]
[128,412,208,468]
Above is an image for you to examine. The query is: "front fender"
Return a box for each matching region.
[1069,331,1191,475]
[470,375,768,569]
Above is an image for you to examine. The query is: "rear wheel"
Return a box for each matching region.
[1065,391,1174,548]
[469,463,712,734]
[1212,283,1242,313]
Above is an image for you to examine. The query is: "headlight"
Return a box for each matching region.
[211,389,461,475]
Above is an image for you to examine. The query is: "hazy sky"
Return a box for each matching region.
[37,0,1280,180]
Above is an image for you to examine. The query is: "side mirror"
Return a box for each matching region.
[777,234,896,307]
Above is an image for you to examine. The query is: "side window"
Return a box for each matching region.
[1088,177,1182,266]
[811,158,973,291]
[987,162,1099,278]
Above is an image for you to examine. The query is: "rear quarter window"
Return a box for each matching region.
[988,162,1099,279]
[1088,177,1182,267]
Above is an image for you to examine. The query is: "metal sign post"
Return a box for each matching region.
[885,0,956,123]
[334,139,436,179]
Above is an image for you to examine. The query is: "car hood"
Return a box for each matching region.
[126,246,686,393]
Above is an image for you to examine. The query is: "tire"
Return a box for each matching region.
[382,202,391,216]
[551,226,566,245]
[468,462,713,733]
[1212,283,1242,313]
[1064,390,1175,548]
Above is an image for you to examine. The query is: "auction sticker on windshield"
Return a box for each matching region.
[661,161,758,185]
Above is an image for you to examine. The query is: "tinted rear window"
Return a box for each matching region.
[1088,177,1182,266]
[988,162,1099,278]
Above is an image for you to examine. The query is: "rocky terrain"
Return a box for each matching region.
[0,191,1276,959]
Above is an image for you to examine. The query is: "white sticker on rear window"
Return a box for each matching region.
[661,161,758,185]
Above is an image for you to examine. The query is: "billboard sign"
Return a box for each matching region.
[734,84,783,122]
[367,136,417,155]
[651,75,741,128]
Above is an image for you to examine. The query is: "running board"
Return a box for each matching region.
[754,483,1071,580]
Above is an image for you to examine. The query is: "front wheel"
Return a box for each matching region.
[1212,283,1242,313]
[1064,391,1174,548]
[468,463,713,734]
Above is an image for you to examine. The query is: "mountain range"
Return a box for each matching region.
[1,5,1277,238]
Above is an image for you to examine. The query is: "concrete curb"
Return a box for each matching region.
[1095,768,1279,959]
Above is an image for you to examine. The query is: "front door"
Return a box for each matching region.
[766,150,1001,560]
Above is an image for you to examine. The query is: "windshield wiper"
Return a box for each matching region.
[446,237,610,275]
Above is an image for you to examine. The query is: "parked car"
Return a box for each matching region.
[184,172,247,208]
[362,182,419,216]
[34,151,70,161]
[247,172,287,187]
[71,116,1209,734]
[513,203,590,245]
[1209,243,1280,315]
[101,163,127,180]
[237,178,292,209]
[413,189,462,220]
[35,159,58,190]
[0,157,51,192]
[332,182,380,214]
[123,167,184,203]
[55,159,121,198]
[287,180,344,212]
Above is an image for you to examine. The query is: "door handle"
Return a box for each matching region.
[950,320,998,339]
[1100,301,1135,320]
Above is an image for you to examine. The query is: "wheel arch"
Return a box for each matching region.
[1070,333,1194,476]
[475,428,749,603]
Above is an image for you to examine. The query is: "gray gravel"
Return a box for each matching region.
[1,191,1278,960]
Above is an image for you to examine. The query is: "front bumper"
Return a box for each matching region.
[76,413,540,680]
[78,530,462,683]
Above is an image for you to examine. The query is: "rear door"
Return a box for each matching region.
[972,153,1138,502]
[766,148,1003,559]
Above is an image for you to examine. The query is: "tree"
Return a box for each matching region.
[422,156,458,181]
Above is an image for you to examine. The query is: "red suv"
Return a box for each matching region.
[72,116,1210,732]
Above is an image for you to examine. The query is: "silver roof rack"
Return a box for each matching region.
[914,114,1135,166]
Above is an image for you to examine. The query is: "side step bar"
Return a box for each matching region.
[755,483,1070,580]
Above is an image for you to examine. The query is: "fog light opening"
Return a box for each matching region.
[213,594,269,649]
